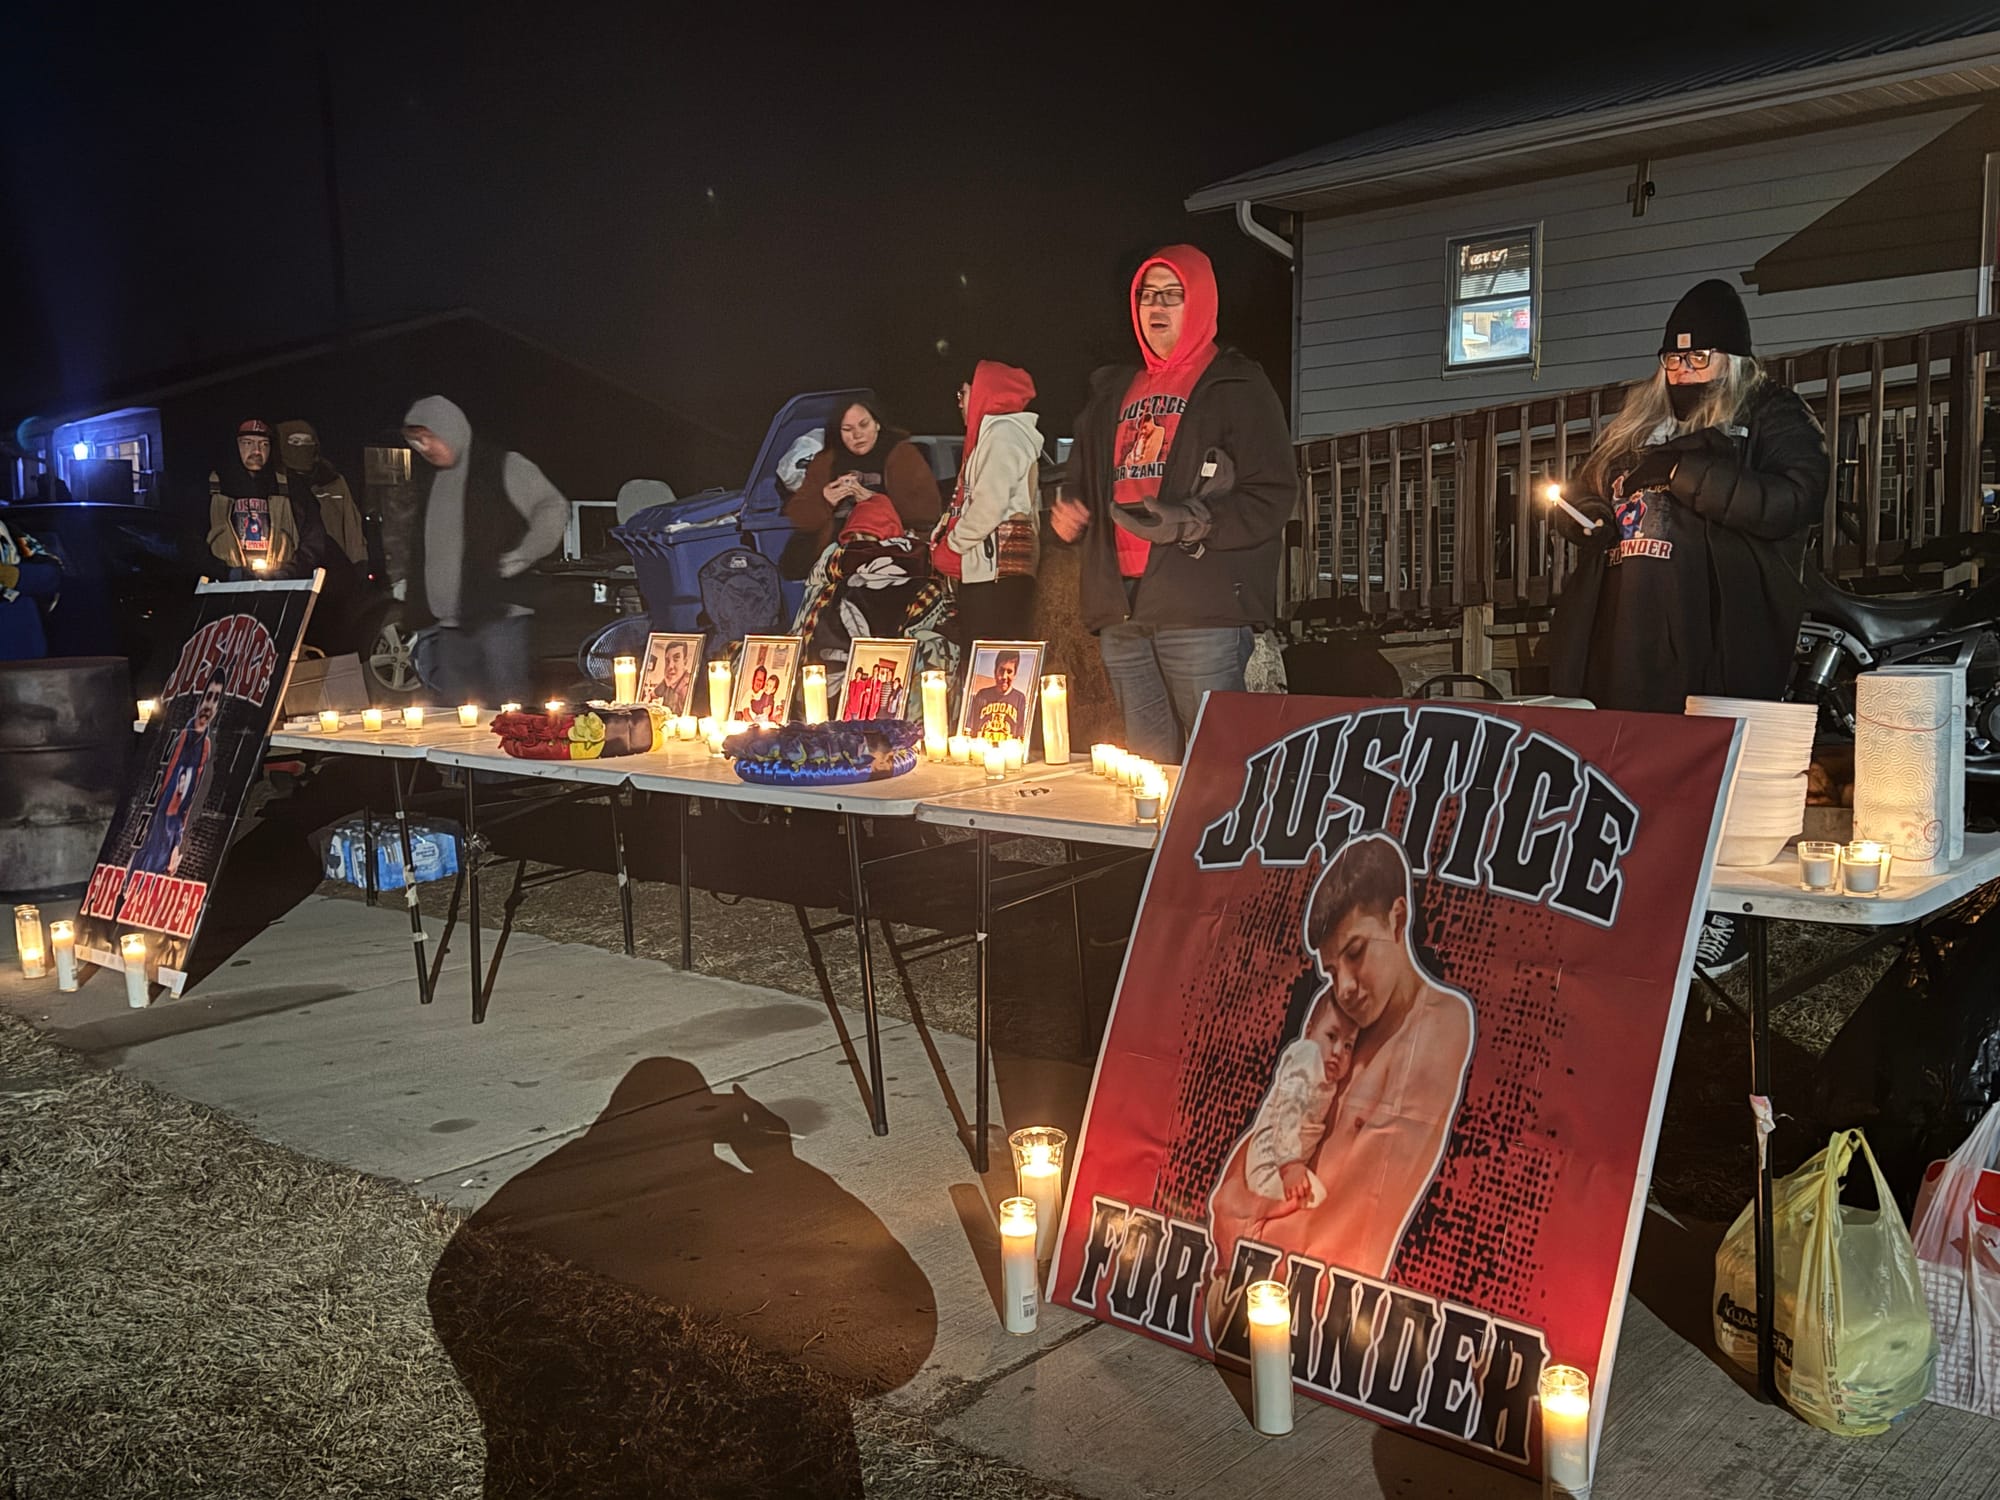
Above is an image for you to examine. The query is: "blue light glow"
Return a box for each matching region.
[71,441,88,460]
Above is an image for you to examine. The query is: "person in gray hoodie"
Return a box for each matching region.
[398,395,567,704]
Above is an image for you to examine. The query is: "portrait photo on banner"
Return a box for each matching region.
[957,639,1045,744]
[637,632,703,717]
[839,638,918,721]
[730,635,803,724]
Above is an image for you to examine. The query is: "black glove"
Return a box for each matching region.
[1111,496,1212,545]
[1657,426,1738,499]
[1552,493,1616,548]
[1622,446,1679,495]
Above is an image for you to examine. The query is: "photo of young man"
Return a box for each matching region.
[961,643,1041,743]
[639,634,699,715]
[131,671,227,880]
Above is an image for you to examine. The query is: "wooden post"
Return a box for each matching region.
[1822,343,1843,573]
[1865,343,1884,570]
[1387,429,1403,614]
[1460,601,1495,679]
[1914,333,1932,549]
[1419,426,1434,614]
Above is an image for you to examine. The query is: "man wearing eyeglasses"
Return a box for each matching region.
[1546,277,1829,977]
[1051,245,1297,762]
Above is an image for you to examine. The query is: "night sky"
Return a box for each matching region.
[2,1,1857,461]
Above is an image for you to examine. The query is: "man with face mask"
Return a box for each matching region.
[207,419,299,577]
[397,395,567,704]
[276,420,368,650]
[1050,246,1297,762]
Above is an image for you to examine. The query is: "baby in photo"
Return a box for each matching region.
[1242,991,1358,1217]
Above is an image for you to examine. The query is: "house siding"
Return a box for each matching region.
[1293,109,1982,438]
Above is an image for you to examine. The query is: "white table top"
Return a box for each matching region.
[918,763,1175,849]
[623,750,1007,816]
[270,718,498,759]
[1705,832,2000,925]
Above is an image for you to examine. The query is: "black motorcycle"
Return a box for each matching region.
[1791,541,2000,781]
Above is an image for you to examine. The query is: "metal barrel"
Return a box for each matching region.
[0,656,133,898]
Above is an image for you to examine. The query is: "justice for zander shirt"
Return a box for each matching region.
[1582,456,1714,713]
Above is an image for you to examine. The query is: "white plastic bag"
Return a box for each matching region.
[1911,1100,2000,1414]
[776,433,824,494]
[1714,1129,1936,1434]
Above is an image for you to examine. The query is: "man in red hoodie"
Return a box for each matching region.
[1052,247,1296,761]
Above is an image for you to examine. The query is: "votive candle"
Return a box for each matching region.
[1001,737,1026,771]
[14,904,45,979]
[402,705,425,729]
[802,664,829,724]
[708,660,733,718]
[361,708,384,732]
[1797,840,1841,892]
[924,731,948,762]
[1135,769,1167,824]
[999,1197,1039,1335]
[1010,1127,1068,1261]
[318,709,341,732]
[1539,1364,1591,1497]
[458,704,480,728]
[1092,743,1116,777]
[1041,675,1071,764]
[949,734,976,765]
[500,702,522,716]
[675,714,698,741]
[120,932,149,1008]
[545,699,565,716]
[1247,1280,1294,1436]
[984,739,1008,781]
[613,654,639,704]
[49,919,77,992]
[921,669,950,745]
[1844,840,1890,895]
[136,698,158,726]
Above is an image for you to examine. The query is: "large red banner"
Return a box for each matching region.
[1051,694,1738,1479]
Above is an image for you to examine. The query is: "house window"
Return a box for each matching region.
[1446,227,1538,371]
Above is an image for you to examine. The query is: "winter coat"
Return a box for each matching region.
[207,471,300,571]
[1069,348,1297,632]
[1548,378,1829,707]
[943,411,1041,584]
[783,440,942,556]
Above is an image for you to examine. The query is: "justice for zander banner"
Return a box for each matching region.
[77,579,316,993]
[1051,693,1739,1481]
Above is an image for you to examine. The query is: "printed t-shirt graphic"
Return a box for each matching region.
[133,721,214,875]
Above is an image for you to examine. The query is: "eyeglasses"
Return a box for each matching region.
[1137,287,1186,307]
[1660,349,1717,371]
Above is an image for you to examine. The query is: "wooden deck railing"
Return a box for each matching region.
[1291,313,2000,623]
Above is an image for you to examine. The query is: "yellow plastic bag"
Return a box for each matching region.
[1714,1129,1936,1434]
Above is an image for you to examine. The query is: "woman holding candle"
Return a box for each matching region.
[932,361,1044,642]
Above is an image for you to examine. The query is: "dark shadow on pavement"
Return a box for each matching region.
[429,1056,937,1497]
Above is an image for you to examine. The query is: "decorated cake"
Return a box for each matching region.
[728,719,921,786]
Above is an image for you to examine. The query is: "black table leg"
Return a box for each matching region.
[1065,838,1092,1058]
[678,793,693,971]
[976,827,992,1173]
[464,771,483,1023]
[610,785,635,957]
[1748,914,1780,1403]
[390,760,432,1005]
[362,805,377,907]
[845,813,888,1136]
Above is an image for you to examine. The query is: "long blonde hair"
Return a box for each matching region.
[1583,354,1762,494]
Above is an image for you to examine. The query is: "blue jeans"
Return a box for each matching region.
[413,614,534,705]
[1098,623,1253,762]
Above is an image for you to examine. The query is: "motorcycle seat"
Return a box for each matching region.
[1801,556,1961,651]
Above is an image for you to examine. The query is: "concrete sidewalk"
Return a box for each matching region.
[6,894,2000,1499]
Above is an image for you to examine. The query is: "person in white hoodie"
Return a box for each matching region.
[398,395,567,704]
[932,361,1042,642]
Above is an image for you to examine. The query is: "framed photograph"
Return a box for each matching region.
[838,638,919,721]
[730,635,803,723]
[956,639,1045,744]
[636,632,703,716]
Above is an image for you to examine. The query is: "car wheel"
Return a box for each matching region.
[365,610,422,701]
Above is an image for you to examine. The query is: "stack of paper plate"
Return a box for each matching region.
[1686,696,1819,867]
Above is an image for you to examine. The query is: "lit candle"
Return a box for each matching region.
[361,708,384,732]
[499,702,522,716]
[613,654,639,704]
[1539,1364,1591,1497]
[1092,743,1116,777]
[49,919,77,992]
[984,739,1008,781]
[999,1197,1039,1335]
[318,709,341,732]
[708,660,733,718]
[250,556,269,574]
[1543,482,1601,536]
[1246,1280,1294,1436]
[949,734,976,765]
[706,722,726,757]
[1041,675,1071,764]
[545,699,565,716]
[1798,840,1841,892]
[136,698,159,726]
[1135,769,1168,824]
[924,731,948,762]
[14,904,46,979]
[921,669,950,745]
[458,704,480,728]
[120,932,149,1009]
[1010,1128,1068,1261]
[402,705,425,729]
[1843,840,1890,895]
[802,664,829,724]
[1123,756,1149,789]
[1002,737,1026,771]
[675,714,698,741]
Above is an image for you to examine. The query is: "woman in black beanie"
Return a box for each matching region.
[1548,278,1829,713]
